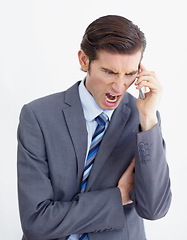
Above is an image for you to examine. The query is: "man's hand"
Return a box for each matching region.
[118,157,135,205]
[135,64,163,131]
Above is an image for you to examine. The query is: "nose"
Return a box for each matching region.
[111,77,126,94]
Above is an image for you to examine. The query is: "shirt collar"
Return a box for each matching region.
[79,79,114,122]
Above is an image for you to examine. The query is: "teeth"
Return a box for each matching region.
[106,93,118,103]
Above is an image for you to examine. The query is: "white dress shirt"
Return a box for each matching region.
[68,80,114,240]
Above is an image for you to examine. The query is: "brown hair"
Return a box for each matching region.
[81,15,146,63]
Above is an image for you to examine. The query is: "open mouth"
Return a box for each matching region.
[105,93,118,103]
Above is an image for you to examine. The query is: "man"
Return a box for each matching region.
[17,15,171,240]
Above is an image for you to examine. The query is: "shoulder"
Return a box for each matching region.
[27,91,65,110]
[19,82,81,124]
[22,81,80,113]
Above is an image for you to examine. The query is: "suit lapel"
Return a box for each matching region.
[62,82,88,187]
[86,96,131,192]
[62,82,132,192]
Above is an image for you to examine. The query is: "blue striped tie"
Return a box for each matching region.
[79,112,108,240]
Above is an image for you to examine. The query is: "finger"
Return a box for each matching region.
[136,74,160,86]
[136,75,160,87]
[130,156,135,165]
[137,71,156,80]
[132,156,135,163]
[136,81,156,91]
[128,157,135,171]
[139,63,147,72]
[126,199,133,205]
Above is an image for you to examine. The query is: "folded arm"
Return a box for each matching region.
[17,105,124,240]
[130,115,172,220]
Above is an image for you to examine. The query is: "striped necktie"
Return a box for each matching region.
[79,112,108,240]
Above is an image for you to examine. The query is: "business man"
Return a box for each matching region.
[17,15,172,240]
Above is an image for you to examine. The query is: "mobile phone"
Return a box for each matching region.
[138,65,145,100]
[139,88,145,100]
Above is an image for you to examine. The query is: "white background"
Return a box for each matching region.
[0,0,186,239]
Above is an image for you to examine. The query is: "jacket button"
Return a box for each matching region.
[138,142,145,148]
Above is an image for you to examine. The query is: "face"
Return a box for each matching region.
[79,49,142,110]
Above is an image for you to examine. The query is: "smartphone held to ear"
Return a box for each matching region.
[137,65,145,100]
[139,88,145,100]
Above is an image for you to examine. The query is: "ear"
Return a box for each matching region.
[78,50,89,72]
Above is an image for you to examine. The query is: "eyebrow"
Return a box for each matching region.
[101,67,139,75]
[125,69,139,75]
[101,67,118,74]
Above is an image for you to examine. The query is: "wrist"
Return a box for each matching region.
[139,112,158,132]
[117,186,133,205]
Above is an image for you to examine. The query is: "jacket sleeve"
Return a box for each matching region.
[130,112,172,220]
[17,104,124,240]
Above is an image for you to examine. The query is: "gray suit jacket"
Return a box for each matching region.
[17,81,171,240]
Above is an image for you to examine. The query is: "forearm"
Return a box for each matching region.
[131,120,172,220]
[18,183,124,240]
[18,143,124,240]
